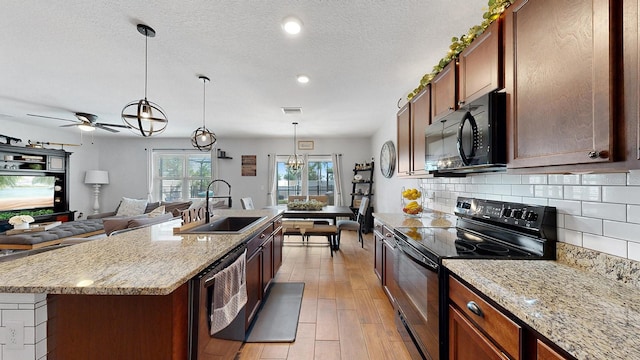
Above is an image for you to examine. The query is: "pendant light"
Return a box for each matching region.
[191,75,217,151]
[286,122,304,173]
[121,24,168,137]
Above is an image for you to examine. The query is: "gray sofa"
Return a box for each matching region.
[0,200,192,250]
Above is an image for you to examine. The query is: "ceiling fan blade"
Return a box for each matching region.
[27,113,77,123]
[94,124,119,133]
[95,122,130,129]
[60,124,80,128]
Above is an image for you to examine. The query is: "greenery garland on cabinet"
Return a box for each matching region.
[407,0,515,100]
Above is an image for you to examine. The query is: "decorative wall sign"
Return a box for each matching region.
[241,155,257,176]
[297,140,314,150]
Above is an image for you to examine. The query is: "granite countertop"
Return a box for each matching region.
[0,208,282,296]
[444,254,640,360]
[373,211,457,229]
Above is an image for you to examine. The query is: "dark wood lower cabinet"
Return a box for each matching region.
[245,248,262,330]
[47,283,189,360]
[449,305,508,360]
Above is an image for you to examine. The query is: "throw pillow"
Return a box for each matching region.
[147,205,166,218]
[115,197,148,217]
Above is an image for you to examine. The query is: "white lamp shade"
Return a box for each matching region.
[85,170,109,185]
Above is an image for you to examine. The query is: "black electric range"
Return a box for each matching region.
[394,196,557,263]
[390,197,557,360]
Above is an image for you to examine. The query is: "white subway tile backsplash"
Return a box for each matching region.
[512,185,534,197]
[549,174,581,185]
[629,242,640,261]
[628,205,640,224]
[534,185,563,199]
[24,326,34,344]
[563,186,601,201]
[583,233,627,258]
[501,174,522,184]
[523,197,548,206]
[35,339,46,360]
[485,174,502,184]
[0,295,44,304]
[582,173,627,185]
[602,186,640,205]
[423,171,640,262]
[3,344,35,360]
[548,199,581,215]
[628,170,640,185]
[603,220,640,243]
[501,196,523,203]
[559,229,583,246]
[3,310,34,327]
[564,215,602,235]
[522,174,548,184]
[493,185,511,196]
[582,202,626,221]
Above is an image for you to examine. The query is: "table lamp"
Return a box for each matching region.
[85,170,109,214]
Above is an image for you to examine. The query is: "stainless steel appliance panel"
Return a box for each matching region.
[189,244,247,360]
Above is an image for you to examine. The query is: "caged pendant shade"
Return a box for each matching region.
[191,75,216,151]
[121,24,168,137]
[286,122,304,173]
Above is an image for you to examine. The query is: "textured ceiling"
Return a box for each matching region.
[0,0,487,139]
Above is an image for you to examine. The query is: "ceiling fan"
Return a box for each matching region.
[26,112,130,133]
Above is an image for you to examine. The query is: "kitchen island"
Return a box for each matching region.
[0,208,283,360]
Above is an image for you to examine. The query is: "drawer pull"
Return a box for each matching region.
[467,301,483,317]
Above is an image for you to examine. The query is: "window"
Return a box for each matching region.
[152,151,212,202]
[276,155,334,204]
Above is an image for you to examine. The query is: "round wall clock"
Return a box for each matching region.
[379,140,396,178]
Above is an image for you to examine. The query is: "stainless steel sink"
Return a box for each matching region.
[181,216,266,234]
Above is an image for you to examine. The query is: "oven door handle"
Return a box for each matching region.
[397,238,439,272]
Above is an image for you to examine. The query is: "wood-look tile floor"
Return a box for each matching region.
[237,231,413,360]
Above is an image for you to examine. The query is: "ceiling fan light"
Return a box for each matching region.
[78,124,96,132]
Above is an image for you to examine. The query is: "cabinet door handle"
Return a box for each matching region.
[448,106,455,111]
[260,234,266,239]
[466,301,483,317]
[458,100,465,106]
[587,150,607,159]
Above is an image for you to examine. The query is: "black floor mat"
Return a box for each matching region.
[245,282,305,342]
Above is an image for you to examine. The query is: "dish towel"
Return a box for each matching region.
[210,249,247,335]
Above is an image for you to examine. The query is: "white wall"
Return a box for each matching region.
[2,120,373,214]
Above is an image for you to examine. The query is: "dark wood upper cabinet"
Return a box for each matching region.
[458,19,503,106]
[431,60,458,121]
[409,86,430,176]
[505,0,621,169]
[396,103,411,176]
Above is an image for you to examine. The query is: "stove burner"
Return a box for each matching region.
[455,240,476,253]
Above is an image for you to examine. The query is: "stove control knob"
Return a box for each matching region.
[525,212,539,221]
[512,210,523,219]
[502,208,512,218]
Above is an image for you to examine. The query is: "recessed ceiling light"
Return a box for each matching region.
[296,75,310,84]
[282,16,302,35]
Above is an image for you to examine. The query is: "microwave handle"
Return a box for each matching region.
[456,111,478,166]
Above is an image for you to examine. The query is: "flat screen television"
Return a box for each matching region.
[0,175,56,212]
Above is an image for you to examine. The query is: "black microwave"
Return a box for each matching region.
[425,91,506,175]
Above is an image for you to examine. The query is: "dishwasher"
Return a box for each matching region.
[188,243,247,360]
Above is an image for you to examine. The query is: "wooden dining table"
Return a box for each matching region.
[274,205,355,223]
